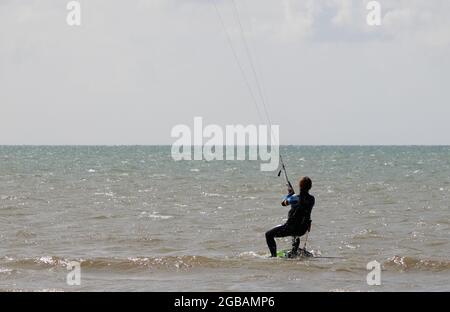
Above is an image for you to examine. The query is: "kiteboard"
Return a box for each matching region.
[276,248,314,259]
[276,249,344,260]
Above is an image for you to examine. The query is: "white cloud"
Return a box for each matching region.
[280,0,316,41]
[238,0,450,46]
[331,0,354,27]
[381,0,450,46]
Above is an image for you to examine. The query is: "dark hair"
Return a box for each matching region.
[299,176,312,192]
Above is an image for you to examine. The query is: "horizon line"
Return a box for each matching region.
[0,144,449,147]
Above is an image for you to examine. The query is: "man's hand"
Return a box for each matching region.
[287,183,294,194]
[281,199,289,206]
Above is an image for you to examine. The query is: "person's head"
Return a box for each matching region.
[299,176,312,192]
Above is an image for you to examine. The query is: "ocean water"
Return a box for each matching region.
[0,146,449,292]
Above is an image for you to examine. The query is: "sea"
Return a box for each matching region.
[0,146,449,291]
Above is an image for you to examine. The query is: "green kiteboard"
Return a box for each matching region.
[276,249,314,259]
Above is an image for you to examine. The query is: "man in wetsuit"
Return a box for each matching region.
[265,176,315,257]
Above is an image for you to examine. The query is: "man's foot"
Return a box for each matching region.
[298,248,314,257]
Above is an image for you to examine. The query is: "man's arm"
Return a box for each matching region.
[281,193,299,207]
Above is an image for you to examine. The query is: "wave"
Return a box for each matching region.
[384,256,450,272]
[238,251,267,259]
[0,267,14,274]
[3,254,448,274]
[1,252,326,273]
[138,212,173,220]
[1,255,232,272]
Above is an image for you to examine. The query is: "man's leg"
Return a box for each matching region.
[288,224,310,257]
[293,225,311,256]
[291,237,300,255]
[265,224,289,257]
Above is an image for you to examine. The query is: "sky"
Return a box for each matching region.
[1,0,450,145]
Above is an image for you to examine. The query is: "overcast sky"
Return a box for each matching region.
[1,0,449,145]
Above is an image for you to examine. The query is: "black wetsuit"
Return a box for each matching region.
[265,190,315,257]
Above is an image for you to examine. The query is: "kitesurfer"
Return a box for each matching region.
[265,177,315,257]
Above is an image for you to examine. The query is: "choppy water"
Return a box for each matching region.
[0,146,449,291]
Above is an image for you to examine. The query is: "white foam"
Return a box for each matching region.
[140,212,173,220]
[238,251,267,259]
